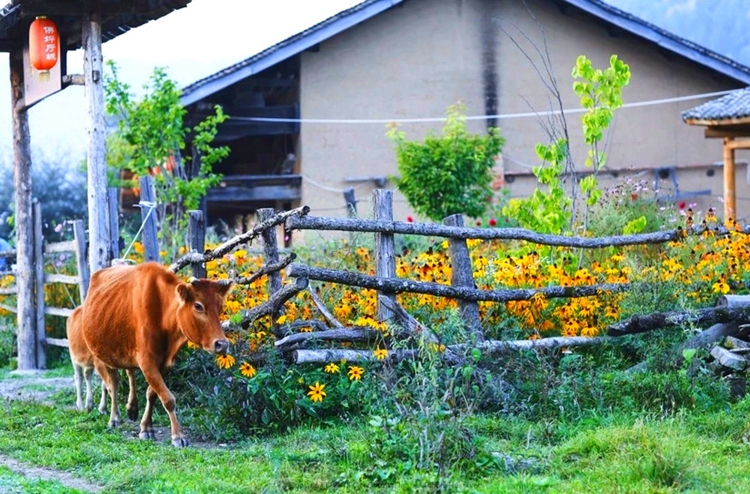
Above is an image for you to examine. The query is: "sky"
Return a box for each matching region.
[0,0,360,160]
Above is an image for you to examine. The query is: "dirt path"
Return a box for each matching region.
[0,454,104,493]
[0,371,105,493]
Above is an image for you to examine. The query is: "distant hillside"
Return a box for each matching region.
[604,0,750,67]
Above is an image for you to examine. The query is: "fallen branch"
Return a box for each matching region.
[379,296,465,365]
[294,348,418,364]
[275,328,382,349]
[169,206,309,273]
[221,253,297,287]
[309,286,344,328]
[288,263,629,303]
[606,306,750,337]
[221,277,309,330]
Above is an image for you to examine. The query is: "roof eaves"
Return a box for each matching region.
[180,0,403,107]
[563,0,750,85]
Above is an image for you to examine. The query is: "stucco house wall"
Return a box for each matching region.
[299,0,748,227]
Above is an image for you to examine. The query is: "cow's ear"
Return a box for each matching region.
[176,283,194,303]
[217,281,233,299]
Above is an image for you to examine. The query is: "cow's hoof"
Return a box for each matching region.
[171,436,189,448]
[139,429,156,440]
[108,419,121,428]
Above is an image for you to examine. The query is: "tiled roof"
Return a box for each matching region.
[180,0,750,106]
[682,87,750,121]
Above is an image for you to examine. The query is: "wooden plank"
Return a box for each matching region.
[73,220,90,300]
[444,214,484,342]
[44,274,80,285]
[258,209,282,294]
[44,307,74,318]
[139,175,160,263]
[0,304,17,314]
[45,337,69,348]
[84,6,112,273]
[374,189,395,321]
[33,201,45,369]
[10,46,36,370]
[705,126,750,139]
[44,240,78,254]
[206,185,301,202]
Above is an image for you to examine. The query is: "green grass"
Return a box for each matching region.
[0,384,750,493]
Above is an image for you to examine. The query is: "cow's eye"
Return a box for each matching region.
[194,302,205,312]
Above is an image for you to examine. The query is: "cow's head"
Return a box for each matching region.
[175,278,233,354]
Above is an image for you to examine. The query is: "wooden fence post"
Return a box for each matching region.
[374,189,395,321]
[258,208,282,295]
[138,175,160,263]
[344,188,357,217]
[443,214,484,342]
[108,187,120,261]
[188,210,206,278]
[33,200,45,369]
[73,220,90,300]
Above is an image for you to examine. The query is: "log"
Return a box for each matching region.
[286,215,732,248]
[169,206,309,273]
[221,253,296,287]
[710,346,746,371]
[715,295,750,309]
[275,328,382,349]
[444,214,483,342]
[606,307,750,337]
[289,263,629,303]
[374,190,396,321]
[294,348,418,364]
[724,336,750,350]
[452,336,609,354]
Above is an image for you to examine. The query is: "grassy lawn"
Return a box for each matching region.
[0,373,750,493]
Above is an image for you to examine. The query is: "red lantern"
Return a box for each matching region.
[29,16,59,73]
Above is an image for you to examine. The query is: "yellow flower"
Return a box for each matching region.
[276,314,287,324]
[307,382,326,402]
[347,366,364,381]
[324,363,340,374]
[239,362,257,378]
[373,348,388,360]
[216,354,236,369]
[712,281,730,294]
[186,341,199,350]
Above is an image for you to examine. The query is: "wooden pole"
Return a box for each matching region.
[33,201,45,369]
[138,175,160,263]
[723,137,736,222]
[10,47,36,370]
[84,2,111,273]
[374,189,395,321]
[188,210,206,278]
[73,220,90,300]
[443,214,484,342]
[343,188,357,217]
[108,187,120,261]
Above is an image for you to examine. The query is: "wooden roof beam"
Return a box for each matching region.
[704,126,750,138]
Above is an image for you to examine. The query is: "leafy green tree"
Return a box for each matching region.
[104,61,229,256]
[503,55,630,235]
[387,104,505,221]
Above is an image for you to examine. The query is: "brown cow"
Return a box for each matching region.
[67,306,138,418]
[81,262,232,447]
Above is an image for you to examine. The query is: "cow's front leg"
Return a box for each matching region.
[139,363,187,447]
[138,385,158,440]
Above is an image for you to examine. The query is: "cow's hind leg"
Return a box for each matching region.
[98,378,108,415]
[125,370,139,421]
[73,363,84,411]
[139,363,187,447]
[94,360,121,427]
[83,367,95,411]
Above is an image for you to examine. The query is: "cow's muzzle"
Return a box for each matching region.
[214,339,230,355]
